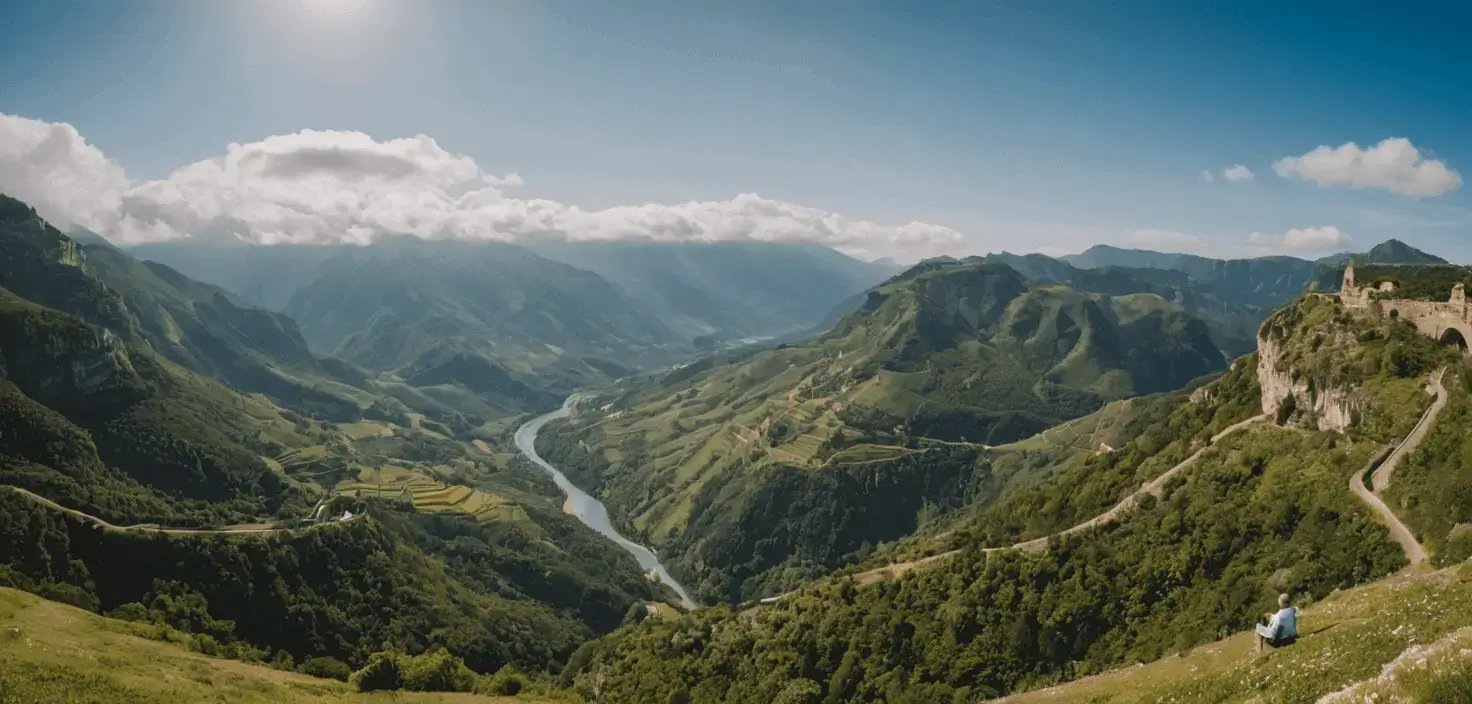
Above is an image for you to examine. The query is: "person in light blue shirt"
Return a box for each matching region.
[1255,593,1299,651]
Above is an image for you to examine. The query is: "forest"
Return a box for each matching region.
[560,296,1455,702]
[569,426,1406,702]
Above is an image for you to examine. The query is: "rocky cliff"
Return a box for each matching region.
[0,198,137,337]
[1257,333,1362,430]
[0,295,142,409]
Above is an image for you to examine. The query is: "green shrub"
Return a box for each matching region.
[399,649,475,692]
[481,663,528,695]
[33,582,100,612]
[350,651,402,692]
[299,656,352,682]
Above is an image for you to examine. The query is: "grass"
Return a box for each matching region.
[998,561,1472,704]
[0,588,542,703]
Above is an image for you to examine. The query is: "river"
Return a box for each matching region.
[513,396,698,610]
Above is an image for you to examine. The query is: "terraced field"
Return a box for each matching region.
[274,446,329,473]
[336,420,396,439]
[333,467,519,523]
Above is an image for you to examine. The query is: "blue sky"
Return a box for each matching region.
[1,0,1469,262]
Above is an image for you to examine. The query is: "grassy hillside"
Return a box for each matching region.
[998,562,1472,703]
[556,295,1460,702]
[0,586,559,703]
[535,259,1228,602]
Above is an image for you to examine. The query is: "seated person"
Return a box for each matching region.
[1255,593,1298,651]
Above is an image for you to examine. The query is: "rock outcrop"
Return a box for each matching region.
[0,302,142,409]
[1257,334,1363,431]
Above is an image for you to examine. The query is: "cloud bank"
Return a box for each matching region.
[0,113,963,259]
[1273,138,1461,198]
[1248,226,1352,254]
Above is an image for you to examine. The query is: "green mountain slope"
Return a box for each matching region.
[2,195,557,430]
[135,238,898,346]
[280,238,684,391]
[130,239,343,311]
[983,252,1268,357]
[1363,237,1449,265]
[535,259,1227,601]
[525,239,897,340]
[0,196,676,687]
[558,294,1464,703]
[80,244,380,420]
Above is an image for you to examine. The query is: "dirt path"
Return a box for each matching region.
[1,485,358,536]
[1347,368,1444,568]
[763,413,1270,596]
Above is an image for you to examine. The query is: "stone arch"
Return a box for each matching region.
[1440,326,1469,353]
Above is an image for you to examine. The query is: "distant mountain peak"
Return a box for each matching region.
[1361,239,1447,265]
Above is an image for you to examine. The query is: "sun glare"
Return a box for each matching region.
[299,0,370,20]
[246,0,410,83]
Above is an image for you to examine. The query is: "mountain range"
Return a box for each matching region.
[0,194,679,684]
[534,256,1230,601]
[4,183,1471,701]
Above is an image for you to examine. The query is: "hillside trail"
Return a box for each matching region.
[1347,367,1445,568]
[759,412,1270,601]
[846,367,1448,591]
[0,485,359,536]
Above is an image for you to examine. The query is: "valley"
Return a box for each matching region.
[6,8,1470,701]
[533,257,1246,602]
[3,186,1472,701]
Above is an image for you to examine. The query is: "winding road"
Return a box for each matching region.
[0,484,357,535]
[761,413,1270,602]
[1347,368,1444,568]
[788,367,1448,601]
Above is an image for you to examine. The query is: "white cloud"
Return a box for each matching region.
[1248,226,1352,254]
[0,113,129,232]
[1273,138,1461,198]
[1198,170,1215,183]
[1126,228,1211,253]
[0,114,963,259]
[1222,164,1255,182]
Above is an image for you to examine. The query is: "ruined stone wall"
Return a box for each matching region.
[1340,266,1472,347]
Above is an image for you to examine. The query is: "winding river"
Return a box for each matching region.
[514,397,698,609]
